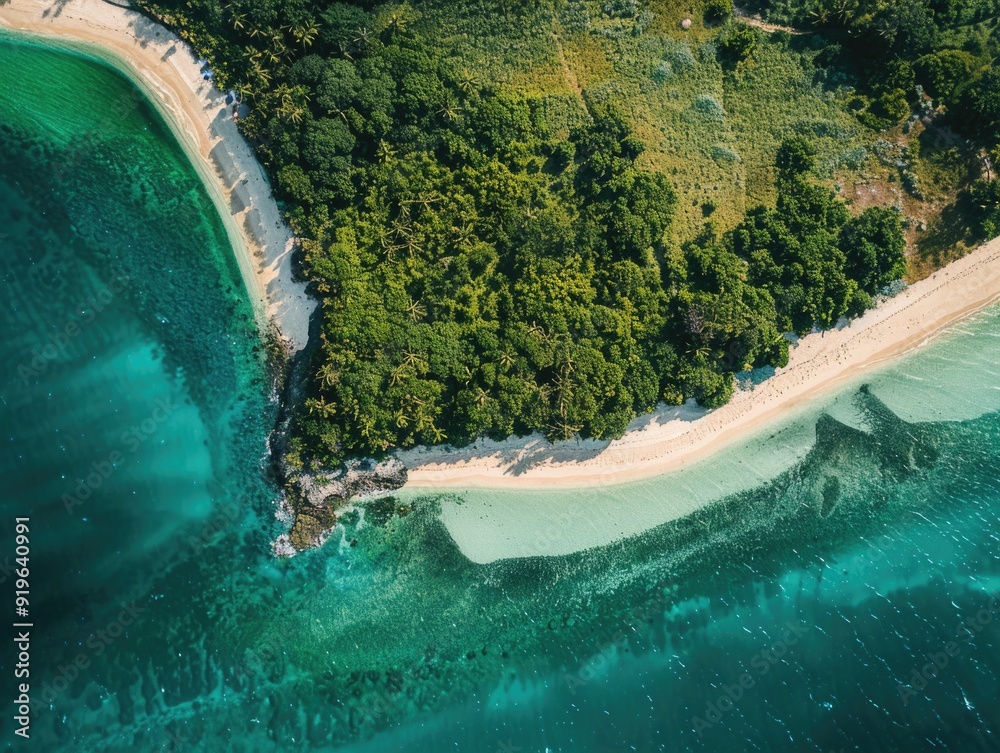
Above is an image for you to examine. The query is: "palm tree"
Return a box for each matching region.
[336,41,355,61]
[253,65,272,87]
[353,27,374,46]
[288,22,318,48]
[275,85,307,123]
[265,44,283,65]
[688,344,712,360]
[403,236,424,257]
[401,349,427,371]
[390,219,412,242]
[236,80,256,104]
[404,393,427,408]
[248,54,272,87]
[328,104,351,124]
[305,397,337,418]
[552,372,573,416]
[376,226,397,251]
[437,99,462,123]
[316,362,339,388]
[376,140,397,164]
[549,419,582,441]
[282,102,306,123]
[414,411,435,434]
[406,298,426,322]
[807,6,831,25]
[386,12,408,38]
[499,350,516,371]
[230,11,246,31]
[458,70,479,95]
[389,364,410,387]
[555,345,575,375]
[831,0,858,26]
[451,221,474,246]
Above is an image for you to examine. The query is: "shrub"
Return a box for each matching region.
[561,0,591,32]
[602,0,639,19]
[807,119,848,139]
[663,41,697,72]
[704,0,733,24]
[838,146,870,170]
[717,23,759,67]
[776,136,815,179]
[634,9,654,35]
[969,179,1000,239]
[871,88,912,128]
[653,60,674,82]
[694,93,726,118]
[963,69,1000,143]
[711,144,741,163]
[914,49,980,104]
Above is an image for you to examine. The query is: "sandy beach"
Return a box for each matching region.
[400,233,1000,490]
[4,0,1000,499]
[0,0,315,353]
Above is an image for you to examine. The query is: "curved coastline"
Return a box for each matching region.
[0,0,315,354]
[4,0,1000,505]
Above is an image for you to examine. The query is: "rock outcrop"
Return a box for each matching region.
[272,457,408,555]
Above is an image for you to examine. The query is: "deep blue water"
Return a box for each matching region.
[1,33,999,753]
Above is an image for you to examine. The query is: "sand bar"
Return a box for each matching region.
[0,0,315,353]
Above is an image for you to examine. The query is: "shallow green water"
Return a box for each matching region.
[2,34,1000,753]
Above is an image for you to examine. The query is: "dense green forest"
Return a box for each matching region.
[131,0,999,465]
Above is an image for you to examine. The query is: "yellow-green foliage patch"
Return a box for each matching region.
[414,0,874,243]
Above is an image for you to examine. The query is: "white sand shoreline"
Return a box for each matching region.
[399,234,1000,490]
[4,0,1000,502]
[0,0,316,353]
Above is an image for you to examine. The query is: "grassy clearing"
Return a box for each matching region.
[410,0,993,275]
[412,0,878,246]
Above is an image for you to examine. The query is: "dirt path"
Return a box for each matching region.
[552,28,591,119]
[733,5,809,34]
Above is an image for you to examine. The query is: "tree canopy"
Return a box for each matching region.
[133,0,920,465]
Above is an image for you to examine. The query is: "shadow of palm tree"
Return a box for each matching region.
[42,0,73,18]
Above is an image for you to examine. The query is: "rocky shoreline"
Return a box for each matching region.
[270,457,409,555]
[266,309,408,556]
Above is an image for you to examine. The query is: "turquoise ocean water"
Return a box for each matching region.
[1,34,999,752]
